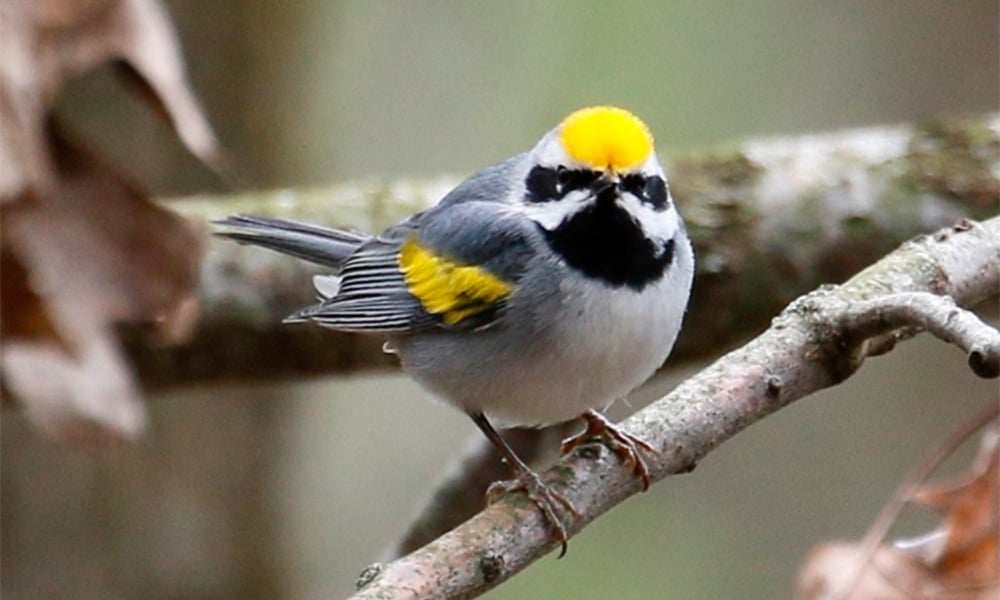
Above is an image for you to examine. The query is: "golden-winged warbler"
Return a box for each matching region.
[216,106,694,555]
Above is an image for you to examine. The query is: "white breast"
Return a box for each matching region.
[395,236,695,427]
[480,237,694,425]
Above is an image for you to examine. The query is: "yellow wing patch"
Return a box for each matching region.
[398,238,512,326]
[559,106,653,172]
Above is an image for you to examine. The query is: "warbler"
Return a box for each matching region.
[216,106,694,555]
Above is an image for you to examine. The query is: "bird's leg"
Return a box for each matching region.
[561,409,660,490]
[469,412,580,557]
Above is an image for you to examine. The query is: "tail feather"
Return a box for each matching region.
[214,214,368,269]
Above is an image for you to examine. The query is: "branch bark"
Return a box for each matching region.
[384,422,580,561]
[348,216,1000,600]
[836,290,1000,378]
[133,114,999,386]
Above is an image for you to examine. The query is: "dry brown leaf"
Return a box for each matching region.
[907,427,999,589]
[0,0,225,195]
[799,542,940,600]
[0,0,216,446]
[2,128,203,447]
[798,426,1000,600]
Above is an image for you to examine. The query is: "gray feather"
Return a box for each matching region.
[215,156,539,334]
[213,214,368,269]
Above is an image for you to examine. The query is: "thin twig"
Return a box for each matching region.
[838,290,1000,378]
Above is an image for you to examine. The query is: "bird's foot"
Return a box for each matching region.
[486,467,581,558]
[561,409,660,490]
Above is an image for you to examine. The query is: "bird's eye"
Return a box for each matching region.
[644,176,669,210]
[621,174,668,210]
[525,165,561,203]
[556,166,572,187]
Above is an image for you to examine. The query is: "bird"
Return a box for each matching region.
[215,106,694,555]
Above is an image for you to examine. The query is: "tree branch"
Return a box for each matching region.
[348,217,999,600]
[387,284,1000,559]
[133,114,999,386]
[837,290,1000,378]
[383,422,579,561]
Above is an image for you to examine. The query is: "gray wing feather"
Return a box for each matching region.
[289,200,540,333]
[219,156,539,334]
[284,220,430,332]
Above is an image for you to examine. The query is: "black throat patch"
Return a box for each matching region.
[541,188,675,291]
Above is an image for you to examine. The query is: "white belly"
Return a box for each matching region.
[395,242,694,426]
[486,265,690,424]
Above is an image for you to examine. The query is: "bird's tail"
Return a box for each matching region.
[213,214,369,269]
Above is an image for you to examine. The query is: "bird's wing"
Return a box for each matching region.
[291,202,538,333]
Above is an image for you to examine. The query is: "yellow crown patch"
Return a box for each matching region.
[558,106,653,171]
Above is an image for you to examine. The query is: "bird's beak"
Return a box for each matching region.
[595,172,621,200]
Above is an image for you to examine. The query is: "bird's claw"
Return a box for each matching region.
[561,409,660,490]
[486,469,580,558]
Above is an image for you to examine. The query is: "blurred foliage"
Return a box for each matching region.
[56,1,997,192]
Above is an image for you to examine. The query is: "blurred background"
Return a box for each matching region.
[3,1,998,599]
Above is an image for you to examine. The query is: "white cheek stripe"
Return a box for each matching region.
[522,189,594,230]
